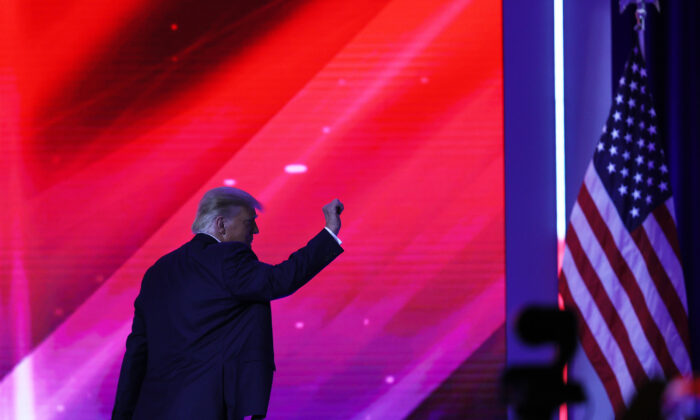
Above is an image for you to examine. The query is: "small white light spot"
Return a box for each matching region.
[285,164,307,174]
[56,404,65,412]
[322,126,331,134]
[420,76,429,84]
[385,375,395,384]
[223,179,236,186]
[295,321,304,329]
[363,318,370,326]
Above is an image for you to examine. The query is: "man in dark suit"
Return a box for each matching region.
[112,187,344,420]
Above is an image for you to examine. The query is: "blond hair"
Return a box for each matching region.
[191,187,262,235]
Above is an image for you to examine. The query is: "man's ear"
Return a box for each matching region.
[215,216,226,235]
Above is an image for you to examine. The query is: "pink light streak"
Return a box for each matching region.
[8,249,36,420]
[0,61,36,418]
[352,279,504,420]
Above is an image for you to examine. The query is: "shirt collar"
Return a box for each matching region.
[196,232,221,243]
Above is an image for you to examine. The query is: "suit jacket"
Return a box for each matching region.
[112,229,343,420]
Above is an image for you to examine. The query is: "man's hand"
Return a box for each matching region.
[323,199,344,236]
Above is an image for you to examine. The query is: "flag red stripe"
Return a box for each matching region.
[577,185,680,379]
[629,227,691,353]
[560,272,625,415]
[565,224,649,388]
[652,204,682,262]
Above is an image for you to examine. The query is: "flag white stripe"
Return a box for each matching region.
[643,212,692,374]
[644,211,688,313]
[569,201,664,378]
[583,163,691,372]
[562,247,635,405]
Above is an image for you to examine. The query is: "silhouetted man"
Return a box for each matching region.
[112,187,344,420]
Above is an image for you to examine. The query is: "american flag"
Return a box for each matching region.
[558,44,692,415]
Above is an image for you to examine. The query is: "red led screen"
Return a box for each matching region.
[0,0,504,418]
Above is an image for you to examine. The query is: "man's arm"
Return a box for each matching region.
[222,228,343,301]
[222,199,344,301]
[112,293,148,420]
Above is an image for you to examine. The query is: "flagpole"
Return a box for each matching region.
[620,0,661,61]
[634,0,647,61]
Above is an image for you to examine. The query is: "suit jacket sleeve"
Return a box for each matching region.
[222,228,343,301]
[112,291,148,420]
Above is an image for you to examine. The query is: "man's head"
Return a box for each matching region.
[191,187,263,245]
